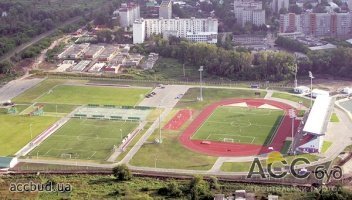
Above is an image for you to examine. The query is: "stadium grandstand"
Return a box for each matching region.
[293,95,335,153]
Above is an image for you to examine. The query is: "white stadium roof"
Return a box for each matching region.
[303,95,333,135]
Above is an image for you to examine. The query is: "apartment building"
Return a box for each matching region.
[118,3,140,28]
[234,0,265,26]
[280,12,352,38]
[133,17,218,44]
[159,0,172,19]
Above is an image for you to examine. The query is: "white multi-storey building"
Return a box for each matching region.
[159,0,172,19]
[133,19,145,44]
[133,17,218,44]
[118,3,140,28]
[280,12,352,38]
[234,0,265,26]
[242,9,265,26]
[186,32,218,44]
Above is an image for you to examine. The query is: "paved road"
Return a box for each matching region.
[120,108,173,164]
[0,78,44,103]
[264,90,273,99]
[107,121,147,162]
[0,16,81,63]
[268,97,308,110]
[323,107,352,160]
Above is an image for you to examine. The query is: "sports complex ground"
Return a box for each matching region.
[0,79,152,161]
[1,78,315,171]
[28,119,139,161]
[178,98,299,157]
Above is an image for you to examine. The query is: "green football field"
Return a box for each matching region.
[191,106,284,145]
[28,119,139,161]
[0,115,59,156]
[12,79,150,106]
[35,85,149,106]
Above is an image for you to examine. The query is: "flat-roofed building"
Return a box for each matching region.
[97,46,119,62]
[88,62,106,73]
[159,0,172,19]
[84,45,104,60]
[133,17,218,44]
[280,12,352,38]
[118,3,140,28]
[70,60,91,72]
[58,43,90,59]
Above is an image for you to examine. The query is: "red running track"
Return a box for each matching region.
[163,109,194,130]
[178,98,300,157]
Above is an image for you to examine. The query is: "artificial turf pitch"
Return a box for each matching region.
[0,115,59,156]
[191,106,284,145]
[29,118,139,161]
[35,85,149,106]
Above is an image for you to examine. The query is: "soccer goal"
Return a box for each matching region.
[223,138,235,143]
[60,153,72,159]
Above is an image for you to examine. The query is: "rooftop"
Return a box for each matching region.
[303,95,333,135]
[160,0,171,7]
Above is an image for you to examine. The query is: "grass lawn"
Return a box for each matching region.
[0,115,59,156]
[322,141,333,153]
[130,130,217,170]
[35,85,150,106]
[330,113,340,122]
[12,79,66,103]
[280,140,292,154]
[192,107,284,145]
[144,58,200,81]
[29,119,138,161]
[221,161,254,172]
[176,88,266,110]
[272,92,311,108]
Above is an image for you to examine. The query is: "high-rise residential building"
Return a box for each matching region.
[118,3,140,28]
[272,0,289,13]
[133,17,218,44]
[133,19,145,44]
[233,0,265,26]
[159,0,172,19]
[279,12,352,38]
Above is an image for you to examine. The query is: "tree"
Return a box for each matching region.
[112,164,132,181]
[0,61,13,74]
[189,175,212,200]
[279,8,288,14]
[275,36,309,53]
[209,176,220,190]
[97,30,113,43]
[289,5,302,14]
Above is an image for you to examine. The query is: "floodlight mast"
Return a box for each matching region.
[199,66,204,101]
[289,109,296,155]
[309,71,314,108]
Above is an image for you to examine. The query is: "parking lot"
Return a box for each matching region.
[138,85,190,108]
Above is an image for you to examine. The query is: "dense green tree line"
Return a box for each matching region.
[298,48,352,78]
[0,0,123,58]
[132,36,296,81]
[275,36,309,53]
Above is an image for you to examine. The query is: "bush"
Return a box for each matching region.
[209,176,220,190]
[112,164,132,181]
